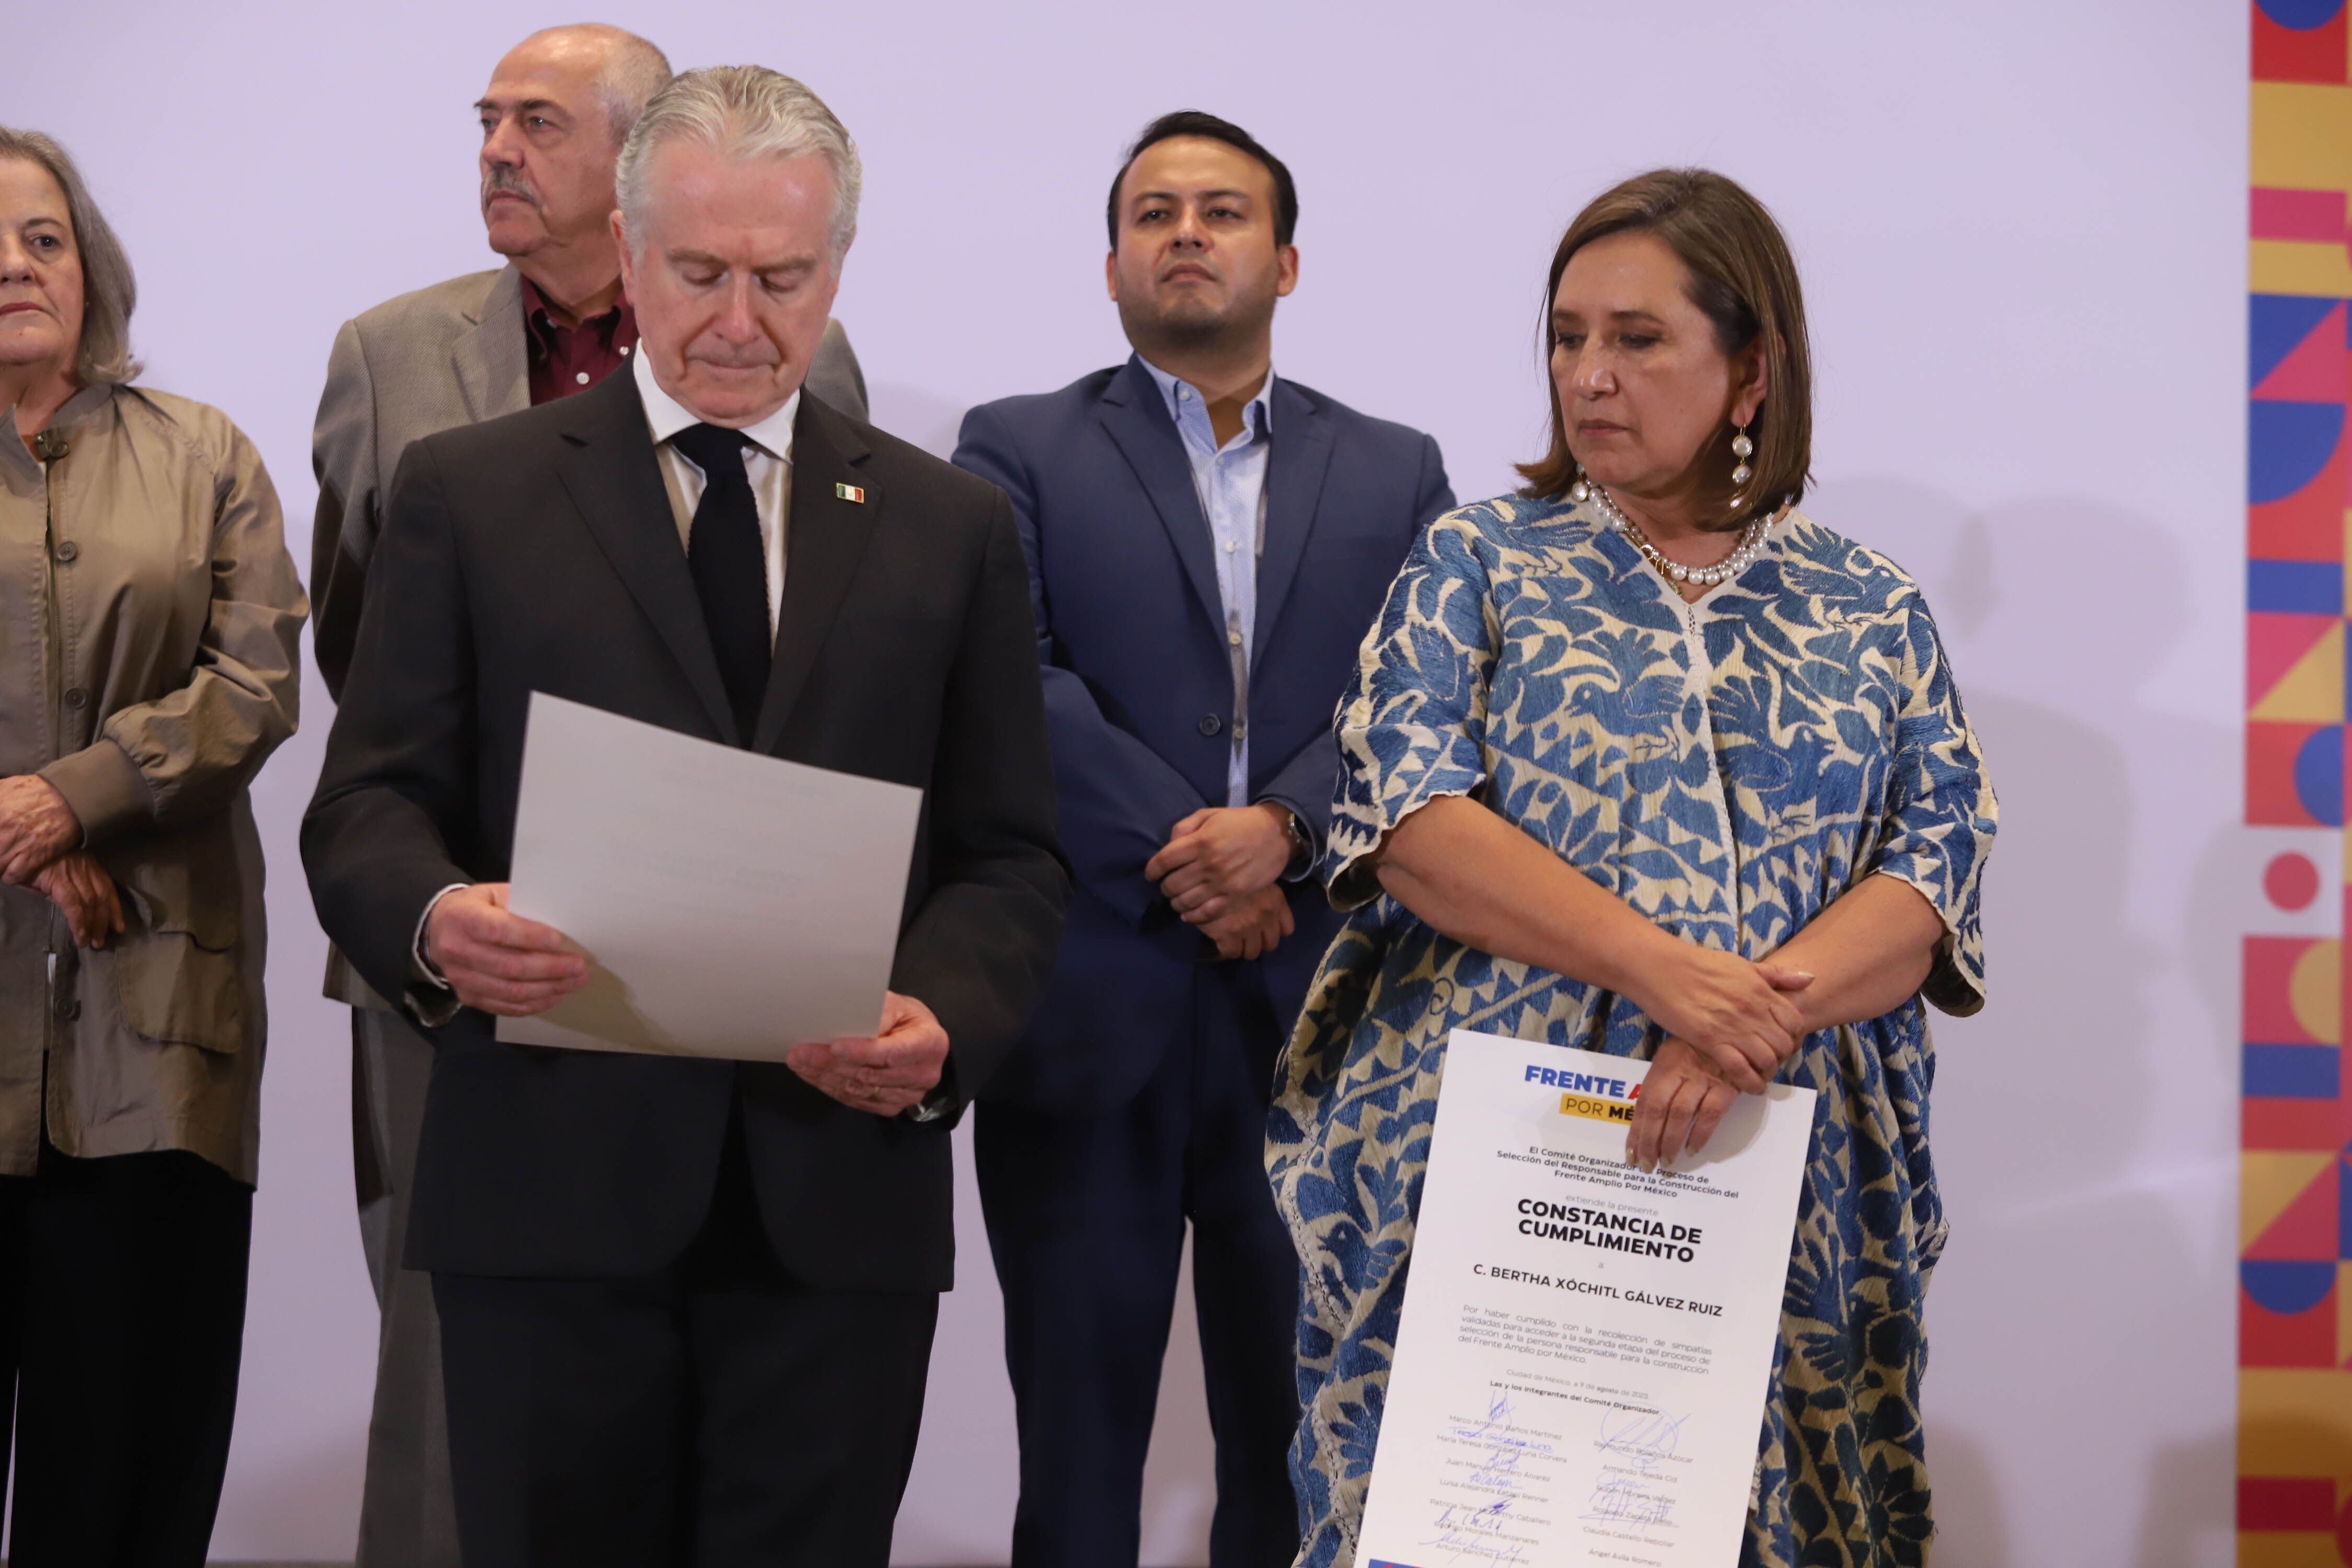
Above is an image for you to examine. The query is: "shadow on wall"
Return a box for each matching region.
[1810,478,2235,1568]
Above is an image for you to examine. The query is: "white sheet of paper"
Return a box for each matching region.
[1356,1029,1816,1568]
[494,693,923,1062]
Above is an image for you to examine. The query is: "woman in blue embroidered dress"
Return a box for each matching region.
[1266,169,1996,1568]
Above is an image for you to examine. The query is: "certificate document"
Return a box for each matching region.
[1357,1030,1816,1568]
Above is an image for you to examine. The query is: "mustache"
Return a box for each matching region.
[480,165,540,210]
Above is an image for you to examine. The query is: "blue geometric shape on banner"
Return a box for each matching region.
[2341,1157,2352,1264]
[2251,558,2345,613]
[2251,400,2344,503]
[2247,1043,2342,1099]
[2295,727,2344,825]
[2259,0,2345,30]
[2244,1259,2337,1314]
[2255,294,2343,386]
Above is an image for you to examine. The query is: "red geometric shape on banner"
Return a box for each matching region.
[2250,1162,2342,1258]
[2254,186,2350,243]
[2241,1474,2339,1529]
[2269,851,2325,909]
[2253,613,2342,703]
[2338,1487,2352,1562]
[2250,421,2350,559]
[2256,0,2351,83]
[2253,722,2333,825]
[2254,303,2349,401]
[2247,1093,2352,1149]
[2250,493,2346,561]
[2242,1277,2338,1364]
[2250,936,2326,1042]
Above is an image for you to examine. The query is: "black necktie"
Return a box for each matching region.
[670,422,771,741]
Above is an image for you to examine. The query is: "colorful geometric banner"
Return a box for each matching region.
[2246,3,2352,1563]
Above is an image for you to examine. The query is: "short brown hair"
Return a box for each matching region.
[1517,168,1811,532]
[0,126,140,387]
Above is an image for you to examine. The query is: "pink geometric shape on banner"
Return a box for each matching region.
[2254,302,2350,401]
[2252,612,2340,705]
[2253,186,2349,242]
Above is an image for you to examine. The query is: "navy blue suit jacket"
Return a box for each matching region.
[954,356,1451,1113]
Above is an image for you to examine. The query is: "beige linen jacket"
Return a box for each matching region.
[0,385,308,1183]
[308,262,868,1007]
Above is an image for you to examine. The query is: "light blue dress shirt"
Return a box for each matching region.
[1138,356,1274,808]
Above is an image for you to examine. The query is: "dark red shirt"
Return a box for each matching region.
[520,276,640,406]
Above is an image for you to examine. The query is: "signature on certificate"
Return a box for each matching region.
[1420,1392,1552,1563]
[1583,1471,1678,1526]
[1582,1407,1685,1528]
[1595,1406,1689,1472]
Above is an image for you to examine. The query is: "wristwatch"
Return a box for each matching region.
[1275,804,1312,878]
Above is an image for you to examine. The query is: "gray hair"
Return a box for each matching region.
[0,126,139,387]
[616,66,861,264]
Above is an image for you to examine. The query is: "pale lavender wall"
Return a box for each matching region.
[13,3,2243,1563]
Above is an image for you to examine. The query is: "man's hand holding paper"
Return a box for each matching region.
[424,883,587,1016]
[786,991,950,1117]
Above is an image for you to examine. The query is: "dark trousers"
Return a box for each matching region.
[433,1106,939,1568]
[350,1006,461,1568]
[0,1141,253,1567]
[976,963,1302,1568]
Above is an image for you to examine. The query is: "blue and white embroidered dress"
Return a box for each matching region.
[1267,495,1997,1568]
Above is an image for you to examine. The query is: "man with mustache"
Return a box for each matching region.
[953,111,1453,1567]
[306,26,868,1568]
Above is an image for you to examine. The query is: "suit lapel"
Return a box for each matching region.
[1253,377,1335,651]
[552,371,739,742]
[752,396,879,753]
[1097,359,1223,631]
[453,264,530,422]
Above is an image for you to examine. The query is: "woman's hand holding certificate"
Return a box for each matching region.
[1354,1030,1816,1568]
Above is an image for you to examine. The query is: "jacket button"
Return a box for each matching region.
[63,687,87,710]
[1198,714,1223,736]
[57,999,79,1022]
[53,540,77,563]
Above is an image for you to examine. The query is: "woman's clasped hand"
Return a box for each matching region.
[0,773,116,948]
[1620,939,1811,1170]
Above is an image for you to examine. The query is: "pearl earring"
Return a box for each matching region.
[1569,464,1591,503]
[1730,424,1755,489]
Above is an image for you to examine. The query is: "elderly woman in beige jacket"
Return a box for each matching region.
[0,126,306,1564]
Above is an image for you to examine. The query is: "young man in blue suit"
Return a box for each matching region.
[953,112,1454,1568]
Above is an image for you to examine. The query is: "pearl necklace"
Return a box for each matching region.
[1579,481,1771,589]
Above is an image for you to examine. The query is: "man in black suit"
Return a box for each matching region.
[303,66,1066,1568]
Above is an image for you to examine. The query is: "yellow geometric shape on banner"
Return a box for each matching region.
[2245,1152,2341,1243]
[2254,83,2352,191]
[2241,1368,2352,1473]
[2255,622,2348,723]
[2239,1535,2346,1568]
[2290,940,2342,1044]
[2253,240,2352,299]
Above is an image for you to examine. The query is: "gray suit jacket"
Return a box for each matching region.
[309,262,868,1004]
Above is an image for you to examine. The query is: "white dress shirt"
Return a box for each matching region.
[632,348,796,641]
[1136,356,1274,808]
